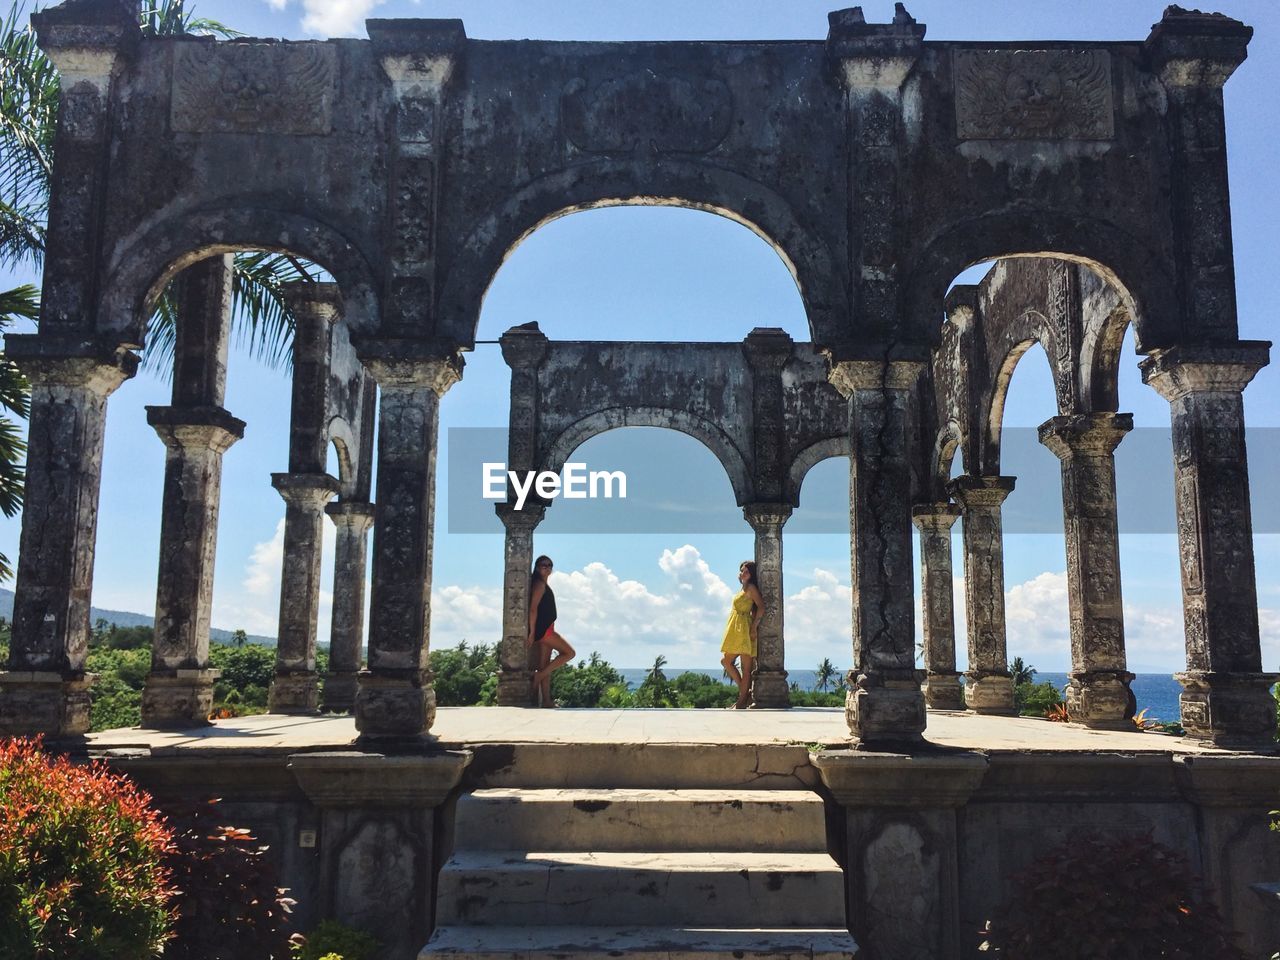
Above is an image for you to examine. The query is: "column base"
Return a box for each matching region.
[923,671,965,710]
[355,671,436,740]
[1065,670,1135,729]
[846,672,926,745]
[321,671,359,714]
[496,668,535,707]
[269,671,320,714]
[0,671,92,736]
[752,668,791,708]
[141,669,219,729]
[965,672,1015,714]
[1176,671,1280,746]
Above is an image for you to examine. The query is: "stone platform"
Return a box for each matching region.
[80,708,1280,960]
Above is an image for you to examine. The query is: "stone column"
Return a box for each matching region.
[140,255,242,728]
[322,502,375,713]
[1039,412,1135,729]
[0,352,136,735]
[949,476,1016,715]
[744,503,792,708]
[913,503,964,710]
[1141,343,1277,744]
[495,502,545,707]
[268,473,340,714]
[355,351,463,742]
[141,408,244,727]
[828,359,927,744]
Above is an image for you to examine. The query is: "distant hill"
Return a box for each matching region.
[0,588,277,647]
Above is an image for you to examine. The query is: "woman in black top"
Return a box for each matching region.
[527,555,575,707]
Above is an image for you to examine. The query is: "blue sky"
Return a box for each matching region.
[2,0,1278,673]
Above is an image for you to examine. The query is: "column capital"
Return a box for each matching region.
[825,5,925,94]
[326,500,376,532]
[32,0,140,96]
[743,502,793,531]
[281,281,343,324]
[1144,6,1252,91]
[272,472,341,509]
[827,357,927,396]
[949,475,1015,509]
[355,340,464,394]
[1038,412,1133,460]
[495,501,546,531]
[742,328,794,371]
[499,324,550,370]
[367,18,467,98]
[146,405,245,453]
[1140,342,1269,401]
[5,341,137,395]
[911,502,961,531]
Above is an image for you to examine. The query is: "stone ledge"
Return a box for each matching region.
[812,750,988,807]
[289,750,471,807]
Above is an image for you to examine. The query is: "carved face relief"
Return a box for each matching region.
[954,49,1114,140]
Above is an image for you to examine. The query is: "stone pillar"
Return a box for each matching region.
[0,352,136,735]
[323,502,375,713]
[289,750,471,960]
[949,476,1016,715]
[355,351,463,742]
[1039,412,1135,729]
[828,359,927,745]
[744,503,792,708]
[1141,343,1277,744]
[495,502,545,707]
[141,408,243,727]
[912,503,964,710]
[140,255,241,728]
[269,473,340,714]
[813,751,989,960]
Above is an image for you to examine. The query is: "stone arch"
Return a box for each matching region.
[1080,302,1132,413]
[98,206,380,349]
[327,423,358,500]
[982,337,1057,475]
[904,210,1168,351]
[787,437,851,507]
[437,159,846,348]
[542,408,752,506]
[930,419,965,497]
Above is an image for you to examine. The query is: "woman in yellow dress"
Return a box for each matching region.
[721,560,766,709]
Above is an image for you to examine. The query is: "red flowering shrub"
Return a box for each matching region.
[0,736,174,959]
[163,799,296,959]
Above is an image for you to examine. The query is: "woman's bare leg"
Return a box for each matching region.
[736,653,755,708]
[534,631,575,707]
[721,654,742,688]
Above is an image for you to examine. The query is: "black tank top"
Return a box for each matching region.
[534,584,557,639]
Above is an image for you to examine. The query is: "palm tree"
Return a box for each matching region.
[648,655,668,684]
[814,658,836,692]
[1009,656,1036,687]
[0,1,313,580]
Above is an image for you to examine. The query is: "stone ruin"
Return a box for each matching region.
[0,0,1274,749]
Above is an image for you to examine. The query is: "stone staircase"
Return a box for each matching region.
[422,787,858,959]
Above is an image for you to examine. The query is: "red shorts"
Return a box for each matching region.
[539,623,555,641]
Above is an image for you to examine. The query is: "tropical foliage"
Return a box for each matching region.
[0,736,175,959]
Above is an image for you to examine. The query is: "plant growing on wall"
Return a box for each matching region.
[978,832,1245,959]
[0,736,175,959]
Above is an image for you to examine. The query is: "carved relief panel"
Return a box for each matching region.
[954,49,1113,140]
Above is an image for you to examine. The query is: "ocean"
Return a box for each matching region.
[617,669,1186,722]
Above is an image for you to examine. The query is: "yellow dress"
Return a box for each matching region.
[721,591,756,656]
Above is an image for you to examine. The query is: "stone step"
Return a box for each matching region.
[453,788,829,853]
[421,925,859,959]
[436,851,846,928]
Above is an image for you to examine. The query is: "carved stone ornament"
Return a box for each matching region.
[954,49,1114,140]
[561,72,734,156]
[172,41,335,136]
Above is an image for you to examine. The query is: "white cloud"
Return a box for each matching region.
[784,568,854,670]
[259,0,385,36]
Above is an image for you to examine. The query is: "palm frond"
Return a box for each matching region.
[140,1,242,40]
[230,251,317,370]
[0,416,24,517]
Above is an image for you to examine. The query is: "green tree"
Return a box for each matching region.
[634,655,676,708]
[552,654,627,707]
[671,671,736,709]
[1008,656,1036,687]
[231,628,248,648]
[814,658,836,692]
